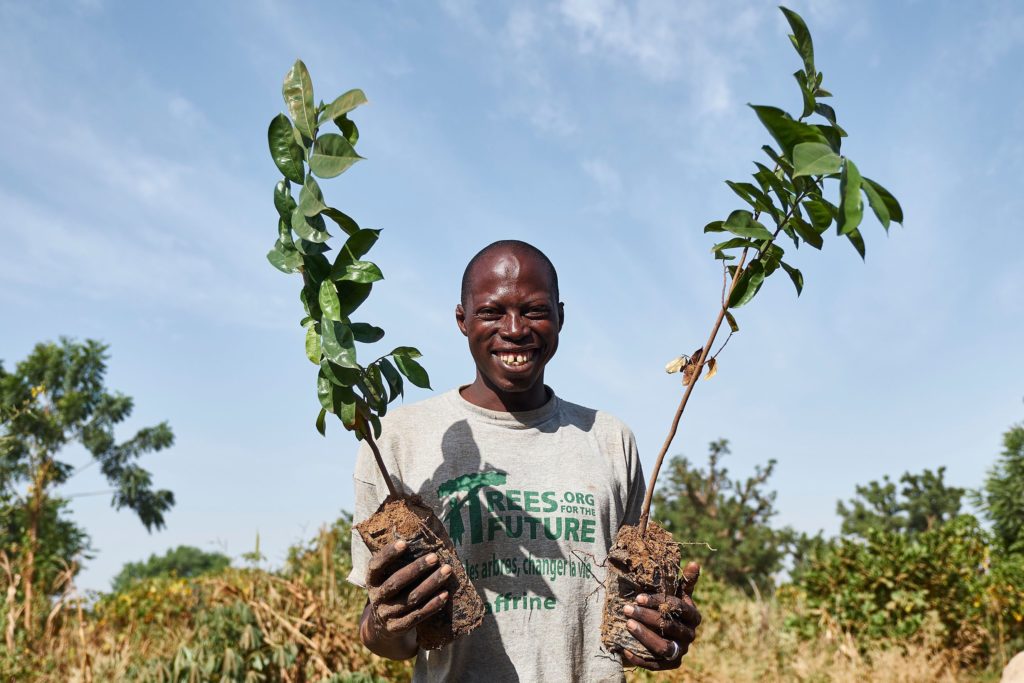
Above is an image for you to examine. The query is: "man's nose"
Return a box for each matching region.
[500,312,528,339]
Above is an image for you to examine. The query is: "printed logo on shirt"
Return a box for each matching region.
[436,470,599,546]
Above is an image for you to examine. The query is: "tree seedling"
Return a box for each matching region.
[266,60,483,649]
[600,7,905,656]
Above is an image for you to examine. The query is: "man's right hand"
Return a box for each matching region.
[359,539,452,660]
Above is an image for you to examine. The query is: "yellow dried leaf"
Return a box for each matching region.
[664,356,687,374]
[704,357,718,380]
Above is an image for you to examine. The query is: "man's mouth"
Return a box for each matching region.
[494,349,537,368]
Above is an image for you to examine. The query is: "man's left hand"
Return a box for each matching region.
[622,561,702,671]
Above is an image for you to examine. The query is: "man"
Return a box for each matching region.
[349,240,701,681]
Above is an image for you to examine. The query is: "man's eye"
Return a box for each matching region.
[526,308,549,318]
[477,309,501,319]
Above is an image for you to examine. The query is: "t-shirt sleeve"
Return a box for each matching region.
[622,427,646,526]
[347,439,388,588]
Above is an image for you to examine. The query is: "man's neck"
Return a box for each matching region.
[459,378,550,413]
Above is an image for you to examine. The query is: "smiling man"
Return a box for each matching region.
[348,240,701,682]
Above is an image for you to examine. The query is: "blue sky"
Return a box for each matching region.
[1,0,1022,592]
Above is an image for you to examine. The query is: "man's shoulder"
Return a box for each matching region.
[380,389,457,429]
[557,396,635,439]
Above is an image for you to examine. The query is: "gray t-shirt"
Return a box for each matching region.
[348,388,645,682]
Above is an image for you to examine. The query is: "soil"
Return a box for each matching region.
[355,494,484,650]
[600,519,682,656]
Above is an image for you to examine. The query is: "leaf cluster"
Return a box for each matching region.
[974,420,1024,554]
[266,61,430,443]
[111,545,231,594]
[705,7,903,318]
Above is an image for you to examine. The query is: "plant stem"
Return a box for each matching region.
[363,430,399,498]
[638,249,749,535]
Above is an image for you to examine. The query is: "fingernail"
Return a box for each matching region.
[623,605,634,616]
[440,565,452,576]
[439,591,449,601]
[395,540,407,551]
[425,553,439,565]
[627,619,638,631]
[637,594,648,605]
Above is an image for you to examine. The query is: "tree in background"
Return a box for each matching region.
[0,338,175,640]
[836,466,964,538]
[111,545,230,593]
[654,439,791,591]
[975,419,1024,554]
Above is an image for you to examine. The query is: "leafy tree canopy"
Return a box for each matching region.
[111,545,230,593]
[836,466,964,539]
[975,419,1024,553]
[654,439,792,591]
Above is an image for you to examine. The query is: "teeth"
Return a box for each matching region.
[498,351,532,366]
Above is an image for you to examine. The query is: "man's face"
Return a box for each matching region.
[456,249,563,400]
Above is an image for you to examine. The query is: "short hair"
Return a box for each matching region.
[460,240,559,307]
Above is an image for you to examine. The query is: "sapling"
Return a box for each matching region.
[266,60,484,649]
[599,7,905,656]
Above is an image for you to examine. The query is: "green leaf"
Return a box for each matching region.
[282,60,316,139]
[752,162,791,209]
[309,133,363,179]
[330,229,381,278]
[781,7,815,77]
[725,311,739,333]
[321,320,358,369]
[749,105,829,157]
[723,209,774,241]
[390,346,423,359]
[394,354,431,389]
[295,238,331,256]
[317,372,334,413]
[780,261,804,295]
[791,217,823,249]
[336,281,372,317]
[846,227,866,260]
[267,243,302,273]
[802,199,834,231]
[302,253,331,284]
[351,322,385,343]
[339,260,384,284]
[291,206,331,243]
[318,279,342,321]
[379,358,404,400]
[761,145,794,175]
[274,181,297,220]
[304,324,321,364]
[320,89,368,124]
[728,261,766,309]
[703,220,725,233]
[340,395,357,429]
[726,181,779,218]
[321,208,360,236]
[315,408,327,436]
[299,175,327,217]
[862,177,903,224]
[711,237,758,253]
[301,286,321,321]
[268,115,305,184]
[838,159,864,235]
[793,142,841,177]
[861,181,890,230]
[335,114,359,146]
[321,358,360,387]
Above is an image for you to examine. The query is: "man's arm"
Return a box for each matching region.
[358,540,452,661]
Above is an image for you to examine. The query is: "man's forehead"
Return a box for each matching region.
[466,249,554,298]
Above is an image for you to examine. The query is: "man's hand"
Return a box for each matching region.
[621,561,702,671]
[359,540,452,660]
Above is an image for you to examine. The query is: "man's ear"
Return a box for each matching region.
[557,302,565,332]
[455,304,469,337]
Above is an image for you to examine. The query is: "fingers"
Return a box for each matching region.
[637,592,702,629]
[377,552,440,600]
[625,616,684,662]
[367,540,408,585]
[381,591,450,635]
[621,647,677,671]
[407,564,453,607]
[624,604,693,645]
[680,561,701,597]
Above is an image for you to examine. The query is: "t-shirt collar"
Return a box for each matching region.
[448,386,560,429]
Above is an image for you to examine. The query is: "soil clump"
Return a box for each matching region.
[600,520,682,655]
[355,494,484,650]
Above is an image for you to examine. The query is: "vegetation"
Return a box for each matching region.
[111,545,231,593]
[0,338,175,650]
